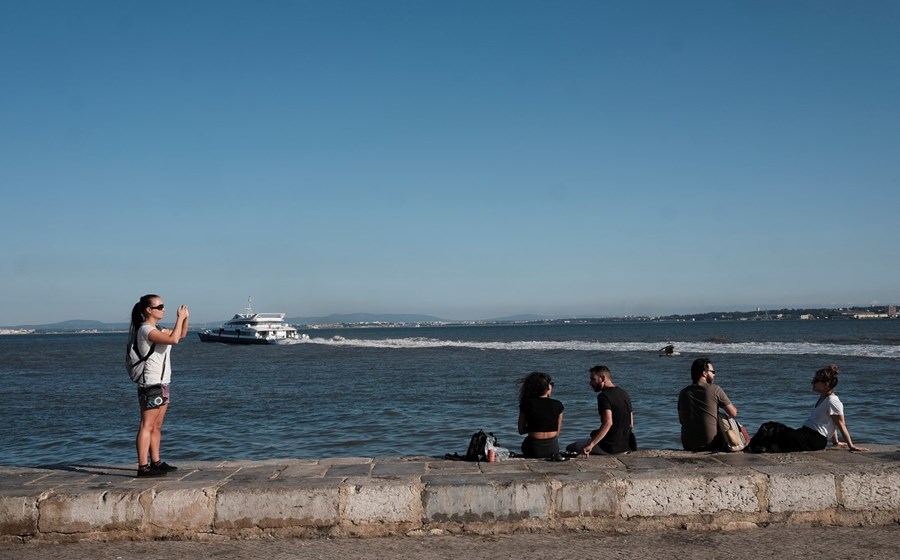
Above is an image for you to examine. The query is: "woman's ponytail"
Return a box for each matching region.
[129,294,159,342]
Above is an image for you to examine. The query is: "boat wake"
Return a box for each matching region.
[277,336,900,359]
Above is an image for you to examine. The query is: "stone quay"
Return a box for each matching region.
[1,446,898,542]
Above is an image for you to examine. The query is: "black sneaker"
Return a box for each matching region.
[136,464,167,478]
[151,460,178,472]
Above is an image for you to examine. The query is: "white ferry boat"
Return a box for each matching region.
[198,298,305,345]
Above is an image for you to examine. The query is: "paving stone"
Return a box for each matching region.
[371,461,426,477]
[326,463,372,478]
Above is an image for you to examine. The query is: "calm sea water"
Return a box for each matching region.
[1,320,898,466]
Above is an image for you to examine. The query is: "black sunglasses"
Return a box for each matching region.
[148,304,165,310]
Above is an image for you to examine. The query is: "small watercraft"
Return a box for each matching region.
[659,344,681,357]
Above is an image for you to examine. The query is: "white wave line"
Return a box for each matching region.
[280,337,900,359]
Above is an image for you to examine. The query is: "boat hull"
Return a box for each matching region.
[197,331,284,345]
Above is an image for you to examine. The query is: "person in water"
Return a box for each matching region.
[747,364,868,453]
[517,372,564,458]
[128,294,189,477]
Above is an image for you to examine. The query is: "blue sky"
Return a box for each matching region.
[2,1,898,325]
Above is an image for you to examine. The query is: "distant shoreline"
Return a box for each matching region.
[2,305,897,335]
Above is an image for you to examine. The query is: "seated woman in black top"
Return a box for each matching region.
[517,371,565,458]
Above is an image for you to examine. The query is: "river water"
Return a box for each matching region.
[1,319,897,466]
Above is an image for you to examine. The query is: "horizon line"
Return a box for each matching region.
[3,304,898,330]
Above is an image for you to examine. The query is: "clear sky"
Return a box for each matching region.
[2,1,898,325]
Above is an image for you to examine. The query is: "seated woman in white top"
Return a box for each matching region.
[747,364,868,453]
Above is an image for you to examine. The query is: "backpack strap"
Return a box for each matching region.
[132,329,156,385]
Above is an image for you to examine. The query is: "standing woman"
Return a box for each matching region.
[748,364,868,453]
[129,294,189,477]
[517,372,564,458]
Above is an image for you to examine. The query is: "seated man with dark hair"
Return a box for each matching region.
[678,357,738,451]
[567,365,635,455]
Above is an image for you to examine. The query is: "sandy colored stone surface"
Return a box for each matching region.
[2,525,899,560]
[3,447,899,542]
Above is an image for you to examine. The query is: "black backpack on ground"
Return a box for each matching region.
[464,430,496,462]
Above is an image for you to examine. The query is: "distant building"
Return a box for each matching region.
[853,312,889,319]
[800,314,815,320]
[890,305,897,318]
[0,328,35,335]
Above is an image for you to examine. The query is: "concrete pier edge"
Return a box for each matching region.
[1,446,898,542]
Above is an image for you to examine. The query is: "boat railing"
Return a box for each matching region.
[253,313,286,319]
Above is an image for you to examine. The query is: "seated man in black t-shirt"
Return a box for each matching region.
[566,365,636,455]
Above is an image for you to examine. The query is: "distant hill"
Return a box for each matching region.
[9,319,130,331]
[288,313,446,325]
[2,314,447,330]
[6,306,893,331]
[290,313,556,324]
[486,314,553,322]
